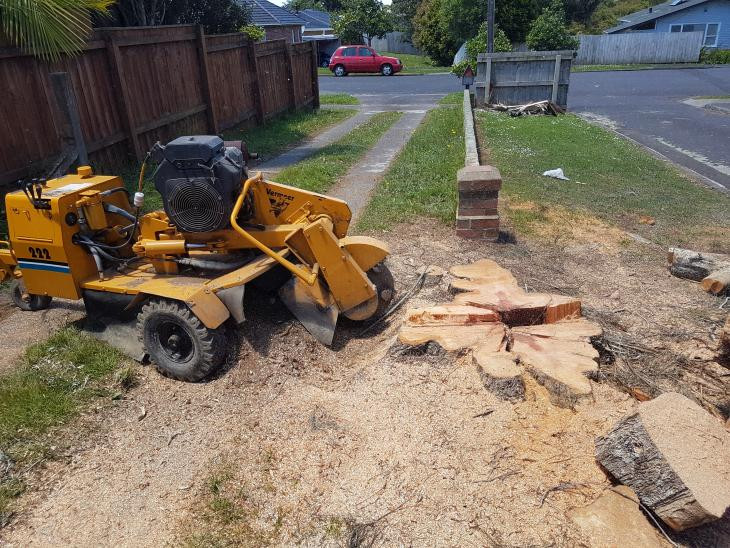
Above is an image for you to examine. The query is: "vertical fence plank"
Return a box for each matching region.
[196,26,218,134]
[285,44,297,109]
[248,40,265,124]
[104,31,142,161]
[310,42,320,109]
[551,55,561,103]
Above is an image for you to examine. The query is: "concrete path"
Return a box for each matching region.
[330,110,427,224]
[255,110,374,176]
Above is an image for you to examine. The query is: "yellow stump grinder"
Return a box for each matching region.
[0,136,394,381]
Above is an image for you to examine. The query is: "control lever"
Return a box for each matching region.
[19,178,51,210]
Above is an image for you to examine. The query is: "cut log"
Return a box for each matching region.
[595,392,730,531]
[569,486,665,547]
[406,305,500,326]
[701,268,730,295]
[668,248,730,281]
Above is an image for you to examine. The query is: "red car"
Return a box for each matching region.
[328,46,403,77]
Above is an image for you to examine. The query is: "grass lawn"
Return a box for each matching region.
[572,63,703,72]
[0,328,132,525]
[476,111,730,251]
[358,106,464,230]
[275,111,402,194]
[439,92,464,105]
[319,93,359,105]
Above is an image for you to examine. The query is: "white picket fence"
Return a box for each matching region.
[576,32,704,65]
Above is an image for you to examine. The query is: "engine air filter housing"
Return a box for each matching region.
[152,136,244,233]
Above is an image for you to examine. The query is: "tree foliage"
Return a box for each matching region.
[332,0,393,46]
[437,0,540,44]
[526,0,579,50]
[412,0,458,66]
[562,0,603,25]
[285,0,343,12]
[110,0,251,33]
[0,0,112,60]
[452,23,511,75]
[390,0,421,39]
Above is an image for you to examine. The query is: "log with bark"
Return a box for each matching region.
[668,247,730,295]
[595,392,730,531]
[720,315,730,360]
[396,259,602,407]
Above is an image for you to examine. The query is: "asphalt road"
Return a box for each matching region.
[570,67,730,191]
[320,67,730,190]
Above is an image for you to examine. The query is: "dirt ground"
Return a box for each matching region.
[1,210,729,547]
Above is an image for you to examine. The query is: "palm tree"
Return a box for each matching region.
[0,0,113,61]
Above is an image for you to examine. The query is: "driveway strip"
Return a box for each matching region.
[256,110,374,176]
[329,110,428,224]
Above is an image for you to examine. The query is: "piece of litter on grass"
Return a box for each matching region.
[542,168,569,180]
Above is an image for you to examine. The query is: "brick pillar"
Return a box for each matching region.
[456,165,501,240]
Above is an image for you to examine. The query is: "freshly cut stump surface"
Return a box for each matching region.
[595,392,730,531]
[396,259,601,407]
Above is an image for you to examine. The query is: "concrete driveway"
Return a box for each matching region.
[570,67,730,191]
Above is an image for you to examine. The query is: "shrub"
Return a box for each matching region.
[526,0,580,51]
[452,24,512,76]
[240,24,265,42]
[700,48,730,64]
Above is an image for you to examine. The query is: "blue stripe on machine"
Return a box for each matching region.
[18,260,71,273]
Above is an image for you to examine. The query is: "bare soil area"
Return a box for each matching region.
[1,212,728,547]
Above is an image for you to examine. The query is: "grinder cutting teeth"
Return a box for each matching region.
[0,135,394,381]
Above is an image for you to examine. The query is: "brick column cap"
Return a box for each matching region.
[457,165,502,191]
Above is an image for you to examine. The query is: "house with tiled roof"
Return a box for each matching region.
[244,0,306,44]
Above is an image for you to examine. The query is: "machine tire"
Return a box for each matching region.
[138,299,226,382]
[333,64,346,77]
[10,279,52,311]
[381,64,393,76]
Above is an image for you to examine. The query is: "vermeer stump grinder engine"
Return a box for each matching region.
[0,136,394,381]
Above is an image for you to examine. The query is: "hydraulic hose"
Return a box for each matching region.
[104,203,136,223]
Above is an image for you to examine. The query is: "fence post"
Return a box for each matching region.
[104,31,142,161]
[285,43,297,110]
[196,26,218,135]
[551,54,561,104]
[310,41,320,109]
[247,40,265,123]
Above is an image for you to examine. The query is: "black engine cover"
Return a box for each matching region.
[152,136,244,233]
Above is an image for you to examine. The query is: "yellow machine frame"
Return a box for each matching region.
[0,168,390,333]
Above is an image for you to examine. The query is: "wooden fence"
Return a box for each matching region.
[575,32,704,65]
[475,50,575,108]
[0,25,319,186]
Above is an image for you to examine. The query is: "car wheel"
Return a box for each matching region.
[334,65,346,77]
[321,60,330,68]
[381,64,393,76]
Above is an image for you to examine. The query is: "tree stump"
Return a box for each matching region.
[396,259,601,407]
[595,392,730,531]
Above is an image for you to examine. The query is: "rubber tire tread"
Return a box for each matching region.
[11,279,52,311]
[137,299,226,382]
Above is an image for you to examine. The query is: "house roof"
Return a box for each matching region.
[245,0,306,27]
[605,0,714,33]
[296,9,332,29]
